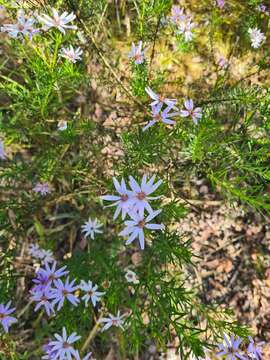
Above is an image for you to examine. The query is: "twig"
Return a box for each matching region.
[207,234,244,257]
[17,300,33,318]
[81,311,104,354]
[94,2,109,37]
[149,16,161,78]
[176,193,203,213]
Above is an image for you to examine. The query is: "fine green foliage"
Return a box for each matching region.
[0,0,268,359]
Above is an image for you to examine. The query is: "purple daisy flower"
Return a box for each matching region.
[119,209,164,250]
[170,5,185,25]
[32,271,50,292]
[128,174,162,216]
[180,99,202,125]
[33,182,51,196]
[143,103,179,131]
[51,277,80,310]
[128,41,146,65]
[217,334,247,360]
[99,311,126,332]
[31,285,55,316]
[145,87,177,109]
[37,261,69,286]
[0,301,17,333]
[247,336,265,360]
[100,177,135,220]
[42,341,57,359]
[46,327,80,359]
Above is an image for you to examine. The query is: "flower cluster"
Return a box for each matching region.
[1,7,82,63]
[30,261,77,315]
[215,334,265,360]
[143,87,202,129]
[27,251,127,355]
[101,175,164,250]
[143,87,179,131]
[29,259,125,336]
[30,261,106,317]
[169,5,195,42]
[28,243,55,263]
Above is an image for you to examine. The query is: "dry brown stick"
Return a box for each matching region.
[149,16,161,78]
[81,311,104,354]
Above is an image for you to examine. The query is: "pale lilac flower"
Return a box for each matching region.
[1,9,39,40]
[125,270,139,284]
[218,56,229,69]
[143,103,179,131]
[216,0,225,8]
[60,45,83,63]
[119,209,164,250]
[128,175,162,216]
[38,8,77,34]
[170,5,185,25]
[217,334,247,360]
[100,177,134,220]
[39,249,55,264]
[257,4,269,15]
[81,218,103,240]
[42,342,57,360]
[0,140,6,160]
[31,285,55,316]
[57,120,67,131]
[51,277,80,310]
[248,28,266,49]
[128,41,146,65]
[177,18,195,42]
[29,244,54,263]
[33,182,50,196]
[247,336,265,360]
[47,327,81,359]
[37,261,69,286]
[79,280,105,307]
[99,311,126,332]
[0,302,17,333]
[28,243,41,257]
[145,87,177,108]
[180,99,202,125]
